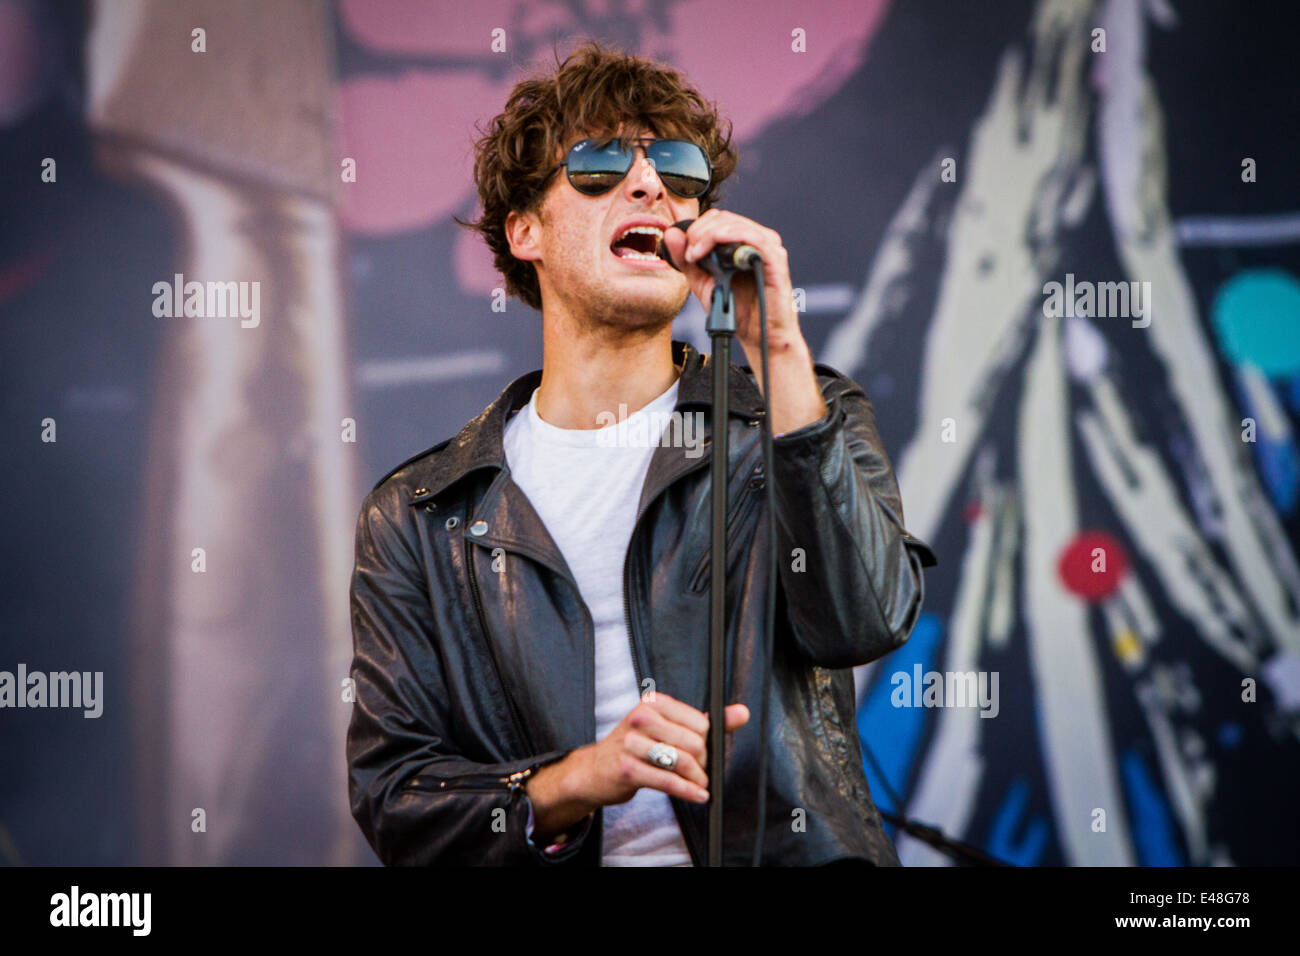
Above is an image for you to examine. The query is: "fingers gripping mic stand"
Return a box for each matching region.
[660,221,772,867]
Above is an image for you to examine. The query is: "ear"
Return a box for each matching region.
[505,209,542,263]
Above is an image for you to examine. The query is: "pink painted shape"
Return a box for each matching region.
[339,0,529,56]
[0,0,41,124]
[665,0,891,142]
[338,71,504,235]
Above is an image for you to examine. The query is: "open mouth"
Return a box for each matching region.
[610,224,665,262]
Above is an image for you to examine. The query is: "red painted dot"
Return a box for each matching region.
[963,501,983,524]
[1057,531,1129,601]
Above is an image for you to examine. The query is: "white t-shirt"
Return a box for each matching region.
[503,374,694,866]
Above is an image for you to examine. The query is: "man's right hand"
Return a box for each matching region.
[525,693,750,845]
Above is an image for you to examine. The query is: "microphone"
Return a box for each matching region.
[657,219,761,274]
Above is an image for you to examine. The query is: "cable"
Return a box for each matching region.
[750,259,776,866]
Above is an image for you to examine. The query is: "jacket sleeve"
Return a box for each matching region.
[768,370,938,668]
[346,487,594,865]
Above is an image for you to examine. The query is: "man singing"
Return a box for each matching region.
[346,41,936,866]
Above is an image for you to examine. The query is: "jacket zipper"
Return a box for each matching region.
[621,432,716,691]
[687,460,764,593]
[622,547,644,693]
[466,537,538,756]
[406,768,535,794]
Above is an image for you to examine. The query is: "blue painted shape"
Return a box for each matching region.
[1120,749,1185,866]
[986,777,1049,866]
[1234,370,1299,514]
[1254,435,1299,513]
[1288,371,1300,412]
[1217,722,1244,749]
[1211,268,1300,376]
[857,612,943,825]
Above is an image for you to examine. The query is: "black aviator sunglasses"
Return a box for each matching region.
[538,136,713,200]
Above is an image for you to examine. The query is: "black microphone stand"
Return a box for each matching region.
[658,222,762,867]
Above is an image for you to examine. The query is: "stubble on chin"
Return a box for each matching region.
[573,265,690,331]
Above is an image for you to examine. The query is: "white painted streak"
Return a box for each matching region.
[356,350,505,388]
[1020,314,1133,865]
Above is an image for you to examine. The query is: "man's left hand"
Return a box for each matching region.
[661,210,828,434]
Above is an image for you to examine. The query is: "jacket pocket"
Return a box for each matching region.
[687,461,765,594]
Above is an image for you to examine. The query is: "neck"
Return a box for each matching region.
[534,312,680,430]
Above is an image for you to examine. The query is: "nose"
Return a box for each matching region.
[623,145,666,200]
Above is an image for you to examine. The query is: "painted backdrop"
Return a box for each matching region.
[1,0,1296,864]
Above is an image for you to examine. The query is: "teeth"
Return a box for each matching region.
[616,249,661,261]
[616,225,664,242]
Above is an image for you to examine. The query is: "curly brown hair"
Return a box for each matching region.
[456,40,738,311]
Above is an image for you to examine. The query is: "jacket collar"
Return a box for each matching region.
[408,339,766,502]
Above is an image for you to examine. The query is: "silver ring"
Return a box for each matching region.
[646,742,678,772]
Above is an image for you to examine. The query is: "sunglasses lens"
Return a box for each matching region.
[567,138,633,195]
[565,138,711,198]
[647,140,711,198]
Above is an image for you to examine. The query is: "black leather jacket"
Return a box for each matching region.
[347,339,937,866]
